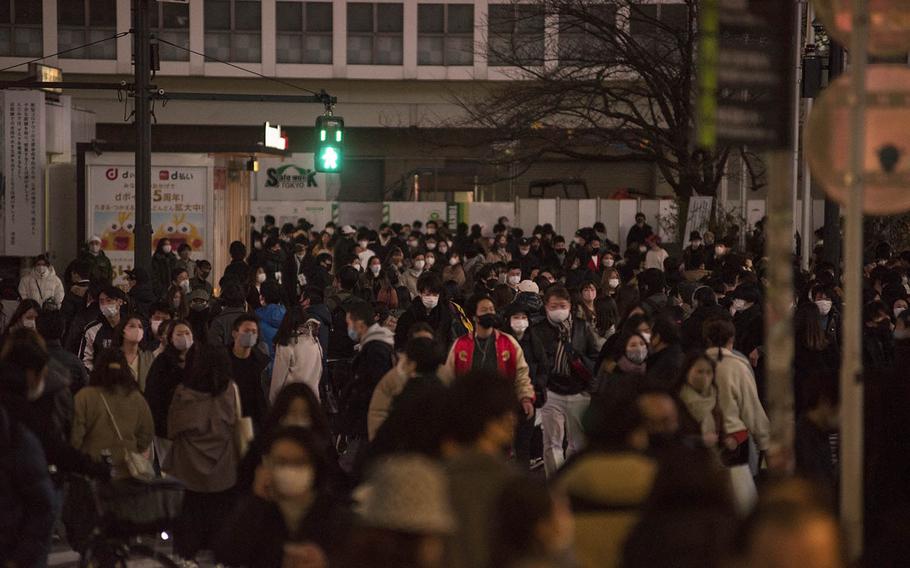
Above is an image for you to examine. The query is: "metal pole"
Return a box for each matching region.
[800,2,815,270]
[840,0,868,559]
[134,0,152,274]
[789,0,804,247]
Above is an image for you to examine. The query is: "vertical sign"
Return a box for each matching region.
[697,0,795,149]
[0,90,46,256]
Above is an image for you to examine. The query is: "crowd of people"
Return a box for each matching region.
[3,211,908,568]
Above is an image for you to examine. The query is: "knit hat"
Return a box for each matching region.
[517,280,539,294]
[354,455,455,535]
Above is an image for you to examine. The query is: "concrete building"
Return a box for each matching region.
[0,0,675,202]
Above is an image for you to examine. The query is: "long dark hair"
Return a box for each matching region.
[183,343,231,395]
[112,313,147,350]
[794,302,829,351]
[263,382,332,445]
[4,299,41,334]
[89,350,138,392]
[673,350,717,395]
[274,306,309,347]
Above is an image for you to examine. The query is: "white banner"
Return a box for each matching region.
[1,90,46,256]
[251,200,334,233]
[254,154,328,201]
[683,196,714,246]
[87,159,211,284]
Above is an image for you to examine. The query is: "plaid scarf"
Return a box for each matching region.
[552,315,573,375]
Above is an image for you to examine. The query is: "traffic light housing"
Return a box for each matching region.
[315,115,344,173]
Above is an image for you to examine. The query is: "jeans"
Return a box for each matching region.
[539,390,590,477]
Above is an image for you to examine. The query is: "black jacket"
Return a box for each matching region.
[0,405,55,568]
[344,326,395,437]
[733,304,764,359]
[128,281,157,318]
[144,348,192,437]
[393,299,454,351]
[259,248,286,283]
[680,305,729,352]
[150,251,177,299]
[626,223,654,247]
[214,494,350,568]
[646,342,684,386]
[223,259,250,285]
[46,340,89,394]
[527,317,600,396]
[326,292,367,360]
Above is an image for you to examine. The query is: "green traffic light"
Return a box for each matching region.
[320,147,339,170]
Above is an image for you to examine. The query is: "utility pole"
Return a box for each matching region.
[134,0,152,274]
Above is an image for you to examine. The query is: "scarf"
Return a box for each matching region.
[551,316,574,375]
[617,356,646,375]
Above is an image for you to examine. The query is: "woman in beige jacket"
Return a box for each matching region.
[70,350,154,476]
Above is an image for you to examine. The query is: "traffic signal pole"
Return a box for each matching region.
[134,0,152,274]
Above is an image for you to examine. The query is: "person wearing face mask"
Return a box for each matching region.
[150,238,178,299]
[644,317,684,386]
[810,285,841,349]
[78,287,126,372]
[361,256,400,309]
[626,213,654,251]
[143,302,174,353]
[227,314,270,431]
[500,303,542,470]
[18,254,65,308]
[123,266,156,319]
[528,285,600,478]
[215,427,351,568]
[340,303,395,471]
[2,299,41,338]
[270,307,324,405]
[187,288,214,344]
[175,243,197,278]
[261,237,289,286]
[394,273,454,350]
[601,267,622,297]
[442,295,534,417]
[165,345,242,564]
[77,235,113,284]
[112,314,156,392]
[577,282,611,349]
[682,231,704,266]
[402,252,427,300]
[144,321,196,444]
[600,332,650,388]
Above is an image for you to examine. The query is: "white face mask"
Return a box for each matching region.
[715,246,726,257]
[449,257,459,266]
[895,307,906,320]
[732,299,747,312]
[124,327,144,343]
[608,278,620,289]
[162,245,172,254]
[272,464,315,498]
[21,318,36,329]
[414,260,425,271]
[35,265,48,277]
[101,303,120,318]
[421,294,439,310]
[815,299,833,316]
[511,317,529,334]
[639,245,647,253]
[256,272,267,284]
[180,280,191,293]
[626,346,648,364]
[370,264,381,275]
[89,243,101,254]
[547,308,570,324]
[151,319,163,335]
[358,240,369,249]
[603,259,615,268]
[427,242,437,250]
[426,257,436,267]
[507,275,521,286]
[640,331,652,344]
[173,335,193,351]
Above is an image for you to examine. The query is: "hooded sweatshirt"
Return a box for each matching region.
[18,266,65,307]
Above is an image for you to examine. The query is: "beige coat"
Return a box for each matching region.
[367,365,407,441]
[70,385,154,469]
[705,347,771,451]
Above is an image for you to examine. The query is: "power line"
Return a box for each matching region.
[0,31,131,74]
[155,37,324,98]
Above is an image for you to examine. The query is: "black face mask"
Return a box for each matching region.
[486,278,498,290]
[477,313,501,329]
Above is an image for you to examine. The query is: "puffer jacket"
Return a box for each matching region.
[255,303,287,361]
[18,266,65,308]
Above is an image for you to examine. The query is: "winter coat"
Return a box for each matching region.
[46,340,88,393]
[733,304,764,360]
[270,331,323,404]
[626,223,654,248]
[127,349,156,392]
[401,268,423,300]
[680,305,729,352]
[442,263,467,291]
[78,314,119,372]
[70,385,154,473]
[705,347,770,451]
[527,316,600,396]
[150,250,178,299]
[144,348,191,437]
[128,281,157,318]
[260,249,286,283]
[326,292,367,360]
[165,383,238,493]
[304,303,332,359]
[440,330,535,402]
[223,260,250,286]
[0,405,55,568]
[255,303,287,361]
[394,299,454,351]
[367,365,409,441]
[208,306,248,348]
[78,249,113,284]
[555,451,657,568]
[646,342,684,385]
[18,266,64,307]
[343,324,395,437]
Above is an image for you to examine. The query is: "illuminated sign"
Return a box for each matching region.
[264,122,287,150]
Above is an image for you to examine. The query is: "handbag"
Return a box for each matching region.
[233,382,254,457]
[99,392,156,480]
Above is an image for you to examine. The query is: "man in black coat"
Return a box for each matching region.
[645,316,685,385]
[626,212,654,249]
[125,267,156,318]
[393,272,453,351]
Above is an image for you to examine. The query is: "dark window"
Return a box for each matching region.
[418,4,474,66]
[276,1,332,64]
[488,3,544,67]
[204,0,261,63]
[58,0,114,59]
[347,2,402,65]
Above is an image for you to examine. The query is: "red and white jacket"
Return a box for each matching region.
[441,329,535,402]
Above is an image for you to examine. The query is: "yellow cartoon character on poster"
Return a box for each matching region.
[153,213,204,251]
[100,211,135,251]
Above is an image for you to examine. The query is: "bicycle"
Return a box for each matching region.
[64,474,185,568]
